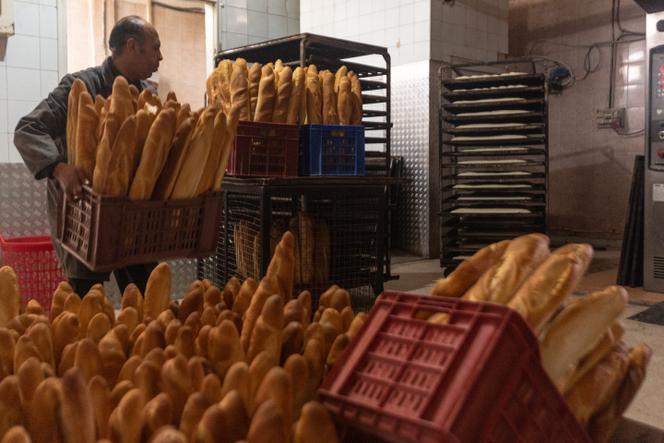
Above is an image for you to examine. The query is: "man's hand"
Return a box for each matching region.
[53,162,87,201]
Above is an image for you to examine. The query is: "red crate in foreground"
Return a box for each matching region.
[0,234,64,309]
[319,292,590,443]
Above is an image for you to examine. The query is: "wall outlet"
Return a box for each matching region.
[596,107,625,129]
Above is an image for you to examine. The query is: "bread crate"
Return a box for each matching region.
[299,124,365,176]
[226,121,299,178]
[0,234,65,309]
[56,186,222,272]
[319,292,590,443]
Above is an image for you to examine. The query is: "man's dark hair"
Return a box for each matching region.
[109,16,146,54]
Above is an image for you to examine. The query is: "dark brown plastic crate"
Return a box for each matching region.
[57,185,222,272]
[226,121,299,177]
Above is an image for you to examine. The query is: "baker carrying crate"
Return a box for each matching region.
[13,16,163,298]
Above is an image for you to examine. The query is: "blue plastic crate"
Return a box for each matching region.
[299,125,365,176]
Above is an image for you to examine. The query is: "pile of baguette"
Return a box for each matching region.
[206,59,363,125]
[431,233,651,442]
[235,212,330,286]
[67,75,241,200]
[0,231,362,443]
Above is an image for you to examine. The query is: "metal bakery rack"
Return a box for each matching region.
[209,33,399,291]
[439,60,548,273]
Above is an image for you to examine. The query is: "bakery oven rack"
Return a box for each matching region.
[439,63,548,272]
[214,33,398,287]
[197,177,395,310]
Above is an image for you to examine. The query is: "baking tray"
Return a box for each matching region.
[444,86,545,101]
[442,73,546,90]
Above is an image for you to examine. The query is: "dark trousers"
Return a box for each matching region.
[69,263,156,298]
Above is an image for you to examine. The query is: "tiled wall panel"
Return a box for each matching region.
[220,0,298,51]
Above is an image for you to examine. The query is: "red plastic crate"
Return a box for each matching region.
[0,234,64,309]
[319,292,590,443]
[226,121,299,177]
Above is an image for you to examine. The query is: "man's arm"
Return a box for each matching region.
[14,74,87,199]
[13,74,75,179]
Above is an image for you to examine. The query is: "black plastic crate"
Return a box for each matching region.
[198,177,388,310]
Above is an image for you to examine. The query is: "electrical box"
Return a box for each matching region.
[0,0,15,36]
[596,107,625,129]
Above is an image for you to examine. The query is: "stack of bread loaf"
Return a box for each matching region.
[0,231,361,442]
[66,75,241,200]
[206,59,363,125]
[234,212,330,286]
[431,233,651,442]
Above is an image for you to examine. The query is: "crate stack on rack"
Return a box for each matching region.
[440,71,548,272]
[198,34,398,303]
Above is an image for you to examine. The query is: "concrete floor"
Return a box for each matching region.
[384,250,664,430]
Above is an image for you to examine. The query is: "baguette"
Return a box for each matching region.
[16,357,42,404]
[253,367,292,438]
[195,110,226,196]
[247,294,284,365]
[143,263,172,322]
[587,343,652,443]
[0,267,20,328]
[326,333,349,369]
[212,96,241,192]
[305,66,322,124]
[199,373,222,404]
[283,300,305,327]
[170,108,215,199]
[287,67,305,124]
[25,377,61,442]
[247,399,288,443]
[562,321,624,393]
[87,375,111,439]
[221,362,251,415]
[334,66,348,93]
[284,354,308,420]
[272,66,293,123]
[232,278,257,318]
[248,352,274,404]
[2,426,31,443]
[432,240,510,298]
[464,233,550,304]
[87,312,112,342]
[144,393,174,437]
[192,404,226,443]
[59,368,96,443]
[248,62,262,120]
[151,427,188,443]
[564,342,630,425]
[67,78,87,165]
[231,62,251,122]
[74,93,98,182]
[208,320,244,379]
[73,338,101,383]
[107,114,138,196]
[337,76,352,125]
[110,76,135,128]
[349,72,363,125]
[108,388,146,443]
[280,321,304,364]
[265,230,296,301]
[0,329,15,380]
[254,65,276,122]
[294,401,340,443]
[508,243,593,332]
[218,390,249,443]
[217,60,233,115]
[92,111,120,194]
[179,392,210,440]
[129,108,176,199]
[160,355,194,424]
[152,116,195,200]
[540,286,628,390]
[320,70,338,124]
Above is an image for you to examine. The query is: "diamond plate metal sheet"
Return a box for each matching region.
[0,163,50,238]
[391,61,431,256]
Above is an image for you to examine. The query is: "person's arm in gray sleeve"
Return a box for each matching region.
[14,74,86,199]
[13,74,75,179]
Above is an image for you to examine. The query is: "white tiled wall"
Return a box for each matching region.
[301,0,431,66]
[220,0,299,51]
[0,0,61,163]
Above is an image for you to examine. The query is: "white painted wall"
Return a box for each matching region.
[220,0,299,51]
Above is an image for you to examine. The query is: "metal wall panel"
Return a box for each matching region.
[390,61,431,257]
[0,164,50,238]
